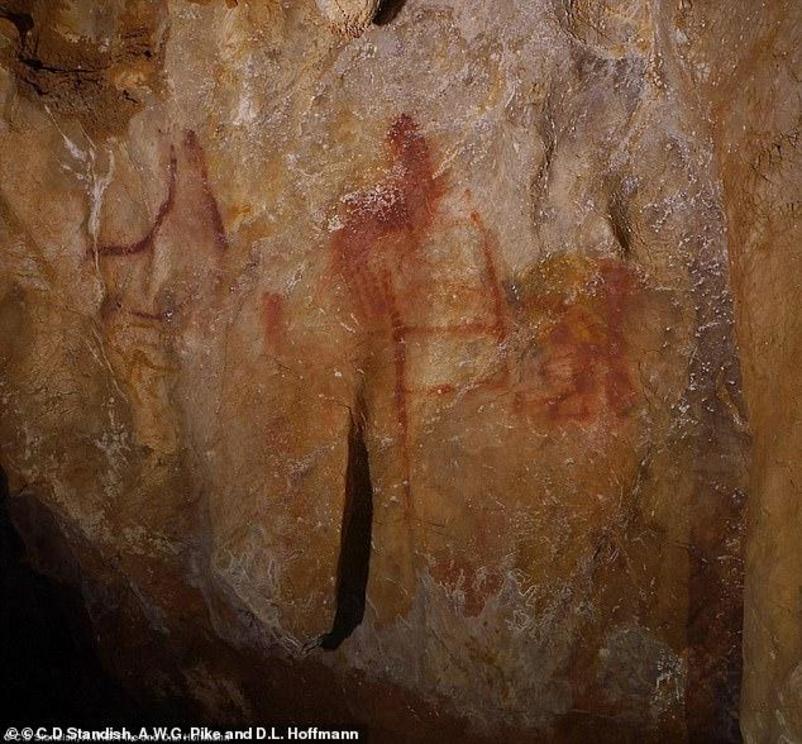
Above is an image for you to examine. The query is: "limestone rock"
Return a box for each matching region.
[0,0,798,741]
[316,0,380,37]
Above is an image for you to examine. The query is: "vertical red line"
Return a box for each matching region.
[471,210,511,388]
[600,261,635,415]
[382,268,412,513]
[184,130,229,252]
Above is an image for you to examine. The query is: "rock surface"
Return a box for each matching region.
[0,0,797,741]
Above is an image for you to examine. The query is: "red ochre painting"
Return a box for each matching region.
[94,129,229,322]
[321,114,642,502]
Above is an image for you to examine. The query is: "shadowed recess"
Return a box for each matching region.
[319,404,374,651]
[608,191,632,258]
[0,466,133,723]
[374,0,407,26]
[0,9,33,41]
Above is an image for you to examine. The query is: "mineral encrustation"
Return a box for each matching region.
[0,1,799,741]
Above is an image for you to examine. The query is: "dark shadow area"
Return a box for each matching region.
[374,0,407,27]
[0,8,33,42]
[319,407,374,651]
[1,465,147,726]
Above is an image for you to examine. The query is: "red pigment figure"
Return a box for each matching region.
[262,292,285,348]
[97,130,228,261]
[329,114,511,510]
[95,130,229,322]
[538,260,637,422]
[329,114,443,511]
[184,130,230,252]
[96,146,177,258]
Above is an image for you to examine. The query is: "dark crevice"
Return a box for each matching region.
[374,0,407,26]
[319,402,374,651]
[0,9,33,42]
[0,465,141,724]
[608,191,632,258]
[18,56,107,75]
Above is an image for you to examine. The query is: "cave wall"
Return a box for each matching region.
[682,0,802,740]
[0,1,797,741]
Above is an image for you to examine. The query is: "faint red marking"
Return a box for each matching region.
[99,293,172,324]
[96,131,228,259]
[130,308,169,322]
[600,261,638,414]
[96,146,177,257]
[524,259,639,422]
[331,114,445,317]
[96,131,230,323]
[183,130,229,252]
[470,211,509,345]
[384,270,412,498]
[330,114,446,510]
[329,116,517,506]
[262,292,285,348]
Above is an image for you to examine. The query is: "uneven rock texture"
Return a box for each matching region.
[0,0,797,741]
[686,2,802,741]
